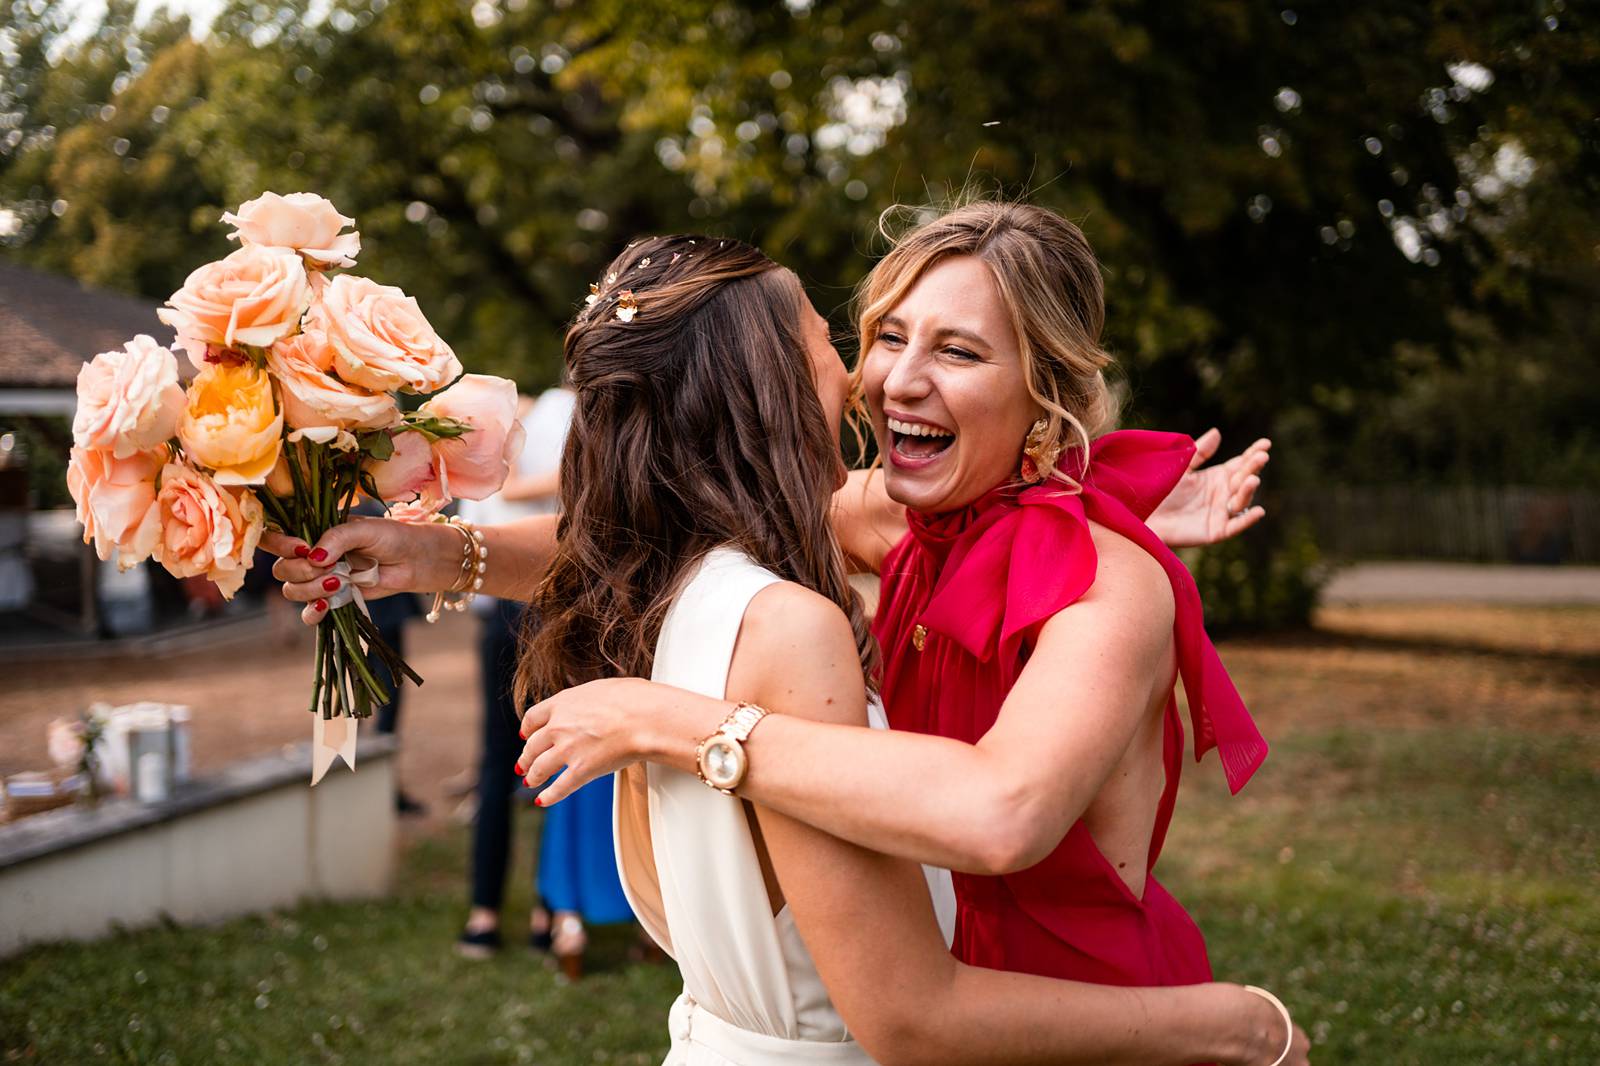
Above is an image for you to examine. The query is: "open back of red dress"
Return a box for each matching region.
[873,430,1269,986]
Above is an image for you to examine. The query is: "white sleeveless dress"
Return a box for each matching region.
[612,547,956,1065]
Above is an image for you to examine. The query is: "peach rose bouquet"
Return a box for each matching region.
[69,192,519,749]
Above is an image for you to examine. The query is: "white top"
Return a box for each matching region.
[613,547,879,1064]
[460,387,574,613]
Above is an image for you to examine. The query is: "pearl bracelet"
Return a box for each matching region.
[426,515,487,623]
[1243,985,1295,1066]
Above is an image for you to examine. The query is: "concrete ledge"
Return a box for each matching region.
[0,735,398,957]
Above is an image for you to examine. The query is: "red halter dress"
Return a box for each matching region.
[873,430,1269,985]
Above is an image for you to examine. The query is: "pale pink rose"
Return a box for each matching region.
[71,335,185,459]
[417,374,524,501]
[363,429,441,503]
[66,446,164,567]
[157,244,312,369]
[267,329,398,432]
[176,363,284,486]
[385,496,449,523]
[152,463,264,600]
[316,275,461,394]
[221,191,361,269]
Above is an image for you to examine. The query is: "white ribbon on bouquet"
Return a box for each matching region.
[310,551,383,786]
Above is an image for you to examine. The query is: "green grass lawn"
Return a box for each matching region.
[4,605,1598,1065]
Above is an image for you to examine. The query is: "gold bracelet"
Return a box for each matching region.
[426,515,487,623]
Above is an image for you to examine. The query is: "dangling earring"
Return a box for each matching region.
[1020,417,1061,484]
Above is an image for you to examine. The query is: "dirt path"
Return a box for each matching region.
[1323,562,1600,604]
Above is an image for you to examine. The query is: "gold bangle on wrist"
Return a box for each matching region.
[426,515,487,623]
[694,702,770,795]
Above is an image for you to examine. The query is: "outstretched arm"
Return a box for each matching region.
[519,525,1175,876]
[718,583,1304,1066]
[830,430,1271,577]
[261,512,559,624]
[1145,429,1270,547]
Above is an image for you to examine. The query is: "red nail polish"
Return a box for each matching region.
[312,598,328,612]
[309,548,328,563]
[534,796,543,807]
[322,576,341,592]
[293,545,310,558]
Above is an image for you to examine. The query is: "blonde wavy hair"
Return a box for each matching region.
[852,200,1119,486]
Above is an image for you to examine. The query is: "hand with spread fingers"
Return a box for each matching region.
[260,517,458,626]
[1146,428,1271,548]
[514,678,692,804]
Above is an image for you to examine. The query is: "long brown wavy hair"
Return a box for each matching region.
[516,235,878,709]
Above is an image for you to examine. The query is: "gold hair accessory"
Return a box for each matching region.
[605,271,618,284]
[614,290,639,323]
[1021,417,1062,484]
[637,257,651,268]
[585,283,599,306]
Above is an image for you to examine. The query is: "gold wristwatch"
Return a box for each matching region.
[694,702,770,795]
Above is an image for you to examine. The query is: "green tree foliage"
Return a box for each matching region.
[3,0,1596,620]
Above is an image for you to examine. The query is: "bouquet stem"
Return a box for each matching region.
[270,438,423,723]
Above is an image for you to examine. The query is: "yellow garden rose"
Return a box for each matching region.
[176,363,284,486]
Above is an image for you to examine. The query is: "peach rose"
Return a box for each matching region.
[72,335,185,459]
[221,191,361,269]
[418,374,524,501]
[267,329,398,432]
[152,463,264,600]
[363,428,441,503]
[66,446,164,567]
[157,244,312,369]
[176,363,284,486]
[317,275,461,394]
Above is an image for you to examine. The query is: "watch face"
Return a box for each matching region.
[701,737,746,790]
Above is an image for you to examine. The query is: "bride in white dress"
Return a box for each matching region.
[506,236,1303,1066]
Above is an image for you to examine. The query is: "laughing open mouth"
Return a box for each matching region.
[887,416,956,460]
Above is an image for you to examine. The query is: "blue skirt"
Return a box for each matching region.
[536,772,635,924]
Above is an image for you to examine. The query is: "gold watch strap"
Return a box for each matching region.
[719,702,769,743]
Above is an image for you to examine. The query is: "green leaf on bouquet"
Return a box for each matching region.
[357,430,395,462]
[401,415,471,442]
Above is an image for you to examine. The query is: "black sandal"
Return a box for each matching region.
[453,927,502,960]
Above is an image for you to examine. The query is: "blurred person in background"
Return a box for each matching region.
[455,383,635,975]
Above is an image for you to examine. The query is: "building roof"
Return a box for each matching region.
[0,259,175,389]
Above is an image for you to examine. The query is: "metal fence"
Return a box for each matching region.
[1282,486,1600,565]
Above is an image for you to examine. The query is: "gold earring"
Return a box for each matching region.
[1020,417,1060,484]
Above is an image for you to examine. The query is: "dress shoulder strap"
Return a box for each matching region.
[614,546,783,961]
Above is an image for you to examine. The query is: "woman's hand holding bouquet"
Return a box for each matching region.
[68,192,519,775]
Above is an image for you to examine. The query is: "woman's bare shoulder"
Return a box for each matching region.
[729,580,869,727]
[1041,519,1174,650]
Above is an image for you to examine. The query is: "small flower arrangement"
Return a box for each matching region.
[67,193,521,775]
